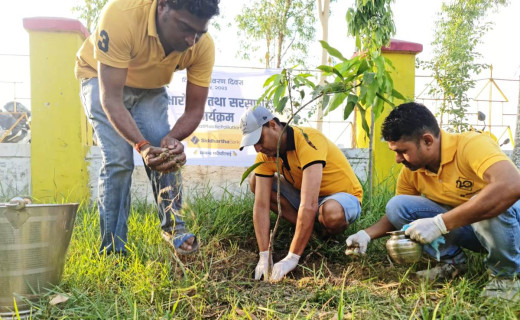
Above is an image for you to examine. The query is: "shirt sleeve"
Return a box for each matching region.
[186,34,215,87]
[254,153,275,177]
[296,128,327,168]
[396,168,420,195]
[459,133,512,179]
[93,1,134,69]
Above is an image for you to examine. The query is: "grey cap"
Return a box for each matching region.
[239,106,274,150]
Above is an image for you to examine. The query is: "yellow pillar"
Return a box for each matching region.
[24,18,92,203]
[356,39,423,191]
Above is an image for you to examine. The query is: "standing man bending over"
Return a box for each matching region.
[240,107,363,281]
[346,102,520,300]
[75,0,220,256]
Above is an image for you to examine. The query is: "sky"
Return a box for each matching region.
[0,0,518,146]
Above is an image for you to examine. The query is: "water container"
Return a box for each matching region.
[0,199,78,318]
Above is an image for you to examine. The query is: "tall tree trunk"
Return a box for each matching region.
[276,33,283,69]
[512,75,520,168]
[276,0,292,69]
[316,0,330,132]
[86,1,93,31]
[266,37,271,69]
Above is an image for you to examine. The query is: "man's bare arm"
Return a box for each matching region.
[289,163,322,255]
[364,215,396,239]
[98,63,174,171]
[164,82,208,143]
[442,160,520,230]
[253,175,275,252]
[98,63,143,145]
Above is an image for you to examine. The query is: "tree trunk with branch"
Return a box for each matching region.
[316,0,330,132]
[276,0,292,68]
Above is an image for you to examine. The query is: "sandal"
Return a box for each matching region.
[161,230,199,255]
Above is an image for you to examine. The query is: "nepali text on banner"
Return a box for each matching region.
[133,67,278,167]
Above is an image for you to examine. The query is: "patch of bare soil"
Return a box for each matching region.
[164,234,443,318]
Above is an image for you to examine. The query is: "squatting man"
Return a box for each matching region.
[239,106,363,281]
[346,102,520,300]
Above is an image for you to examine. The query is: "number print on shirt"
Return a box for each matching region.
[98,30,109,53]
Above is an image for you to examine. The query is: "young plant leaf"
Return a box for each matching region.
[391,88,406,101]
[272,84,285,108]
[319,40,348,62]
[332,67,345,80]
[375,92,395,108]
[276,96,289,113]
[317,65,334,74]
[240,162,264,185]
[326,92,348,115]
[344,94,358,119]
[357,106,371,137]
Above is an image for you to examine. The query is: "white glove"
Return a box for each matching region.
[270,252,300,282]
[404,214,448,244]
[345,230,371,255]
[254,251,273,280]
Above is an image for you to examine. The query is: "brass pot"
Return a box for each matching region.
[386,230,423,264]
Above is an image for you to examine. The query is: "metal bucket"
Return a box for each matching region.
[0,199,78,318]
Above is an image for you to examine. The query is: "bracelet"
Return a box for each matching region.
[134,140,150,153]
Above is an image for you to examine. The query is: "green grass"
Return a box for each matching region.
[3,184,520,319]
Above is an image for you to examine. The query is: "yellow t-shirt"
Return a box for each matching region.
[254,125,363,202]
[396,130,513,207]
[74,0,215,89]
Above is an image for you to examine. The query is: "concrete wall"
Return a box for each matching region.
[86,147,370,203]
[3,143,519,203]
[4,143,518,203]
[0,144,370,203]
[0,144,31,200]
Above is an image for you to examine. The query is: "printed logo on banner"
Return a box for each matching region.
[162,68,278,167]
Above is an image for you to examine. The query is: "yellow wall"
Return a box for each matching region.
[26,28,91,203]
[356,51,418,191]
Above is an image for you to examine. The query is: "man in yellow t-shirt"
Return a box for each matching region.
[346,102,520,300]
[239,107,363,281]
[74,0,220,256]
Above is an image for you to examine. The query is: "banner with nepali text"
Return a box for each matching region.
[134,67,277,167]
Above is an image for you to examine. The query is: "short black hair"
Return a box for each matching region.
[262,117,281,127]
[381,102,440,142]
[166,0,220,19]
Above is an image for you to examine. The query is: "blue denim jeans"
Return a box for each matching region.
[272,177,361,225]
[80,78,186,255]
[386,195,520,277]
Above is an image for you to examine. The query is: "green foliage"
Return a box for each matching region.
[255,0,402,139]
[72,0,109,32]
[240,161,264,185]
[346,0,396,54]
[418,0,509,132]
[258,43,401,138]
[235,0,316,68]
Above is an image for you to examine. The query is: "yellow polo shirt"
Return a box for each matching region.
[254,125,363,202]
[74,0,215,89]
[396,130,513,207]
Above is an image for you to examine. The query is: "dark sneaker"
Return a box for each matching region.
[415,263,468,282]
[482,276,520,301]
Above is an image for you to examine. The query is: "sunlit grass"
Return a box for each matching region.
[2,183,519,319]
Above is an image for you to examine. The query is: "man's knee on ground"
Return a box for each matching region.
[318,200,348,234]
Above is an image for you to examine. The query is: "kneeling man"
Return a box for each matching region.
[240,106,363,281]
[346,102,520,300]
